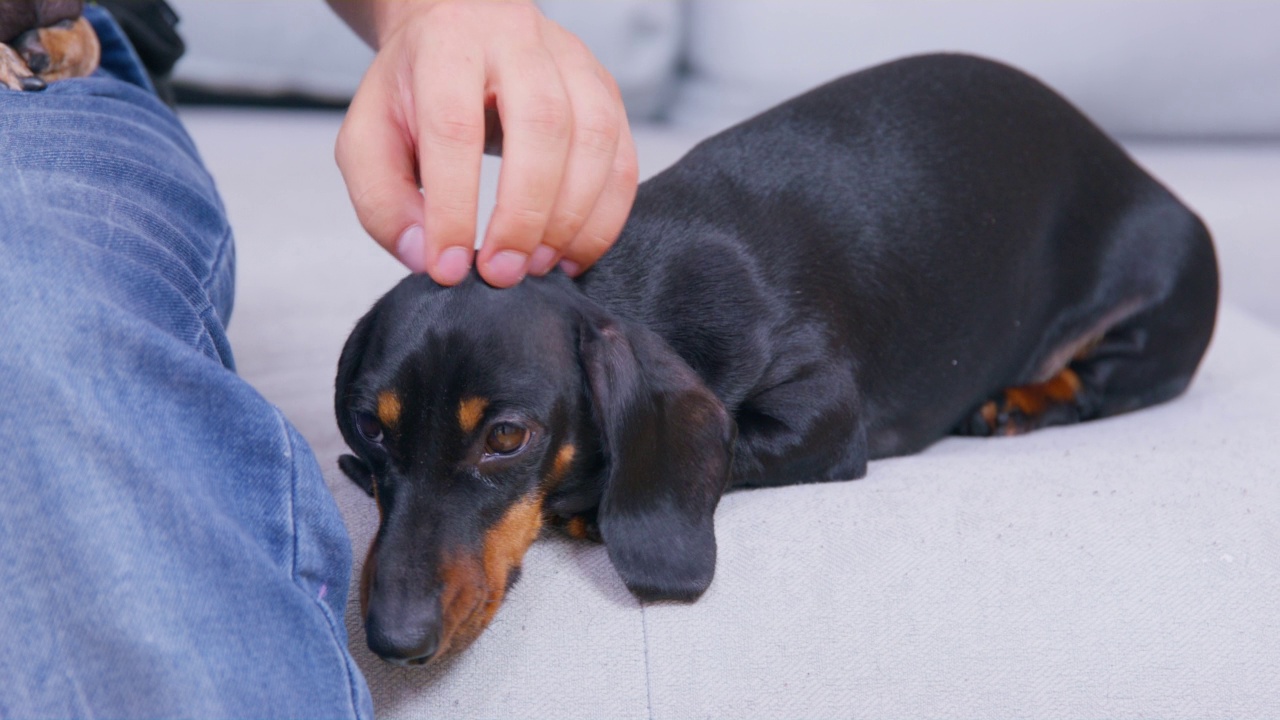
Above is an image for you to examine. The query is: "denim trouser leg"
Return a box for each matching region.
[0,8,373,716]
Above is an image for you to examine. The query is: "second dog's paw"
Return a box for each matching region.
[549,513,603,543]
[0,43,44,91]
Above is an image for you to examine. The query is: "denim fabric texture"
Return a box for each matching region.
[0,7,373,716]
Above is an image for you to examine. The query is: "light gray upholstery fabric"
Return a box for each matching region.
[167,0,684,118]
[327,305,1278,719]
[167,0,374,101]
[186,109,1280,717]
[168,1,1279,136]
[676,1,1280,138]
[642,304,1280,716]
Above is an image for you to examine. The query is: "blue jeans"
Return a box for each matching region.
[0,8,373,717]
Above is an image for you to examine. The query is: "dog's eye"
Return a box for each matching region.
[484,422,529,456]
[354,412,384,444]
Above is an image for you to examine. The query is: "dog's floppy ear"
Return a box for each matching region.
[335,307,379,498]
[578,312,735,602]
[339,455,376,497]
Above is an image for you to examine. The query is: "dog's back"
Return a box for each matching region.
[581,53,1217,465]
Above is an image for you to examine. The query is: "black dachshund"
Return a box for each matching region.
[336,54,1218,665]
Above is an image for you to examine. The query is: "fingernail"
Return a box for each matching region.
[558,259,581,277]
[395,225,427,273]
[483,250,529,286]
[529,245,559,276]
[434,246,472,285]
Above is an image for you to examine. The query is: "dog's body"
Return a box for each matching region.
[0,0,99,91]
[337,54,1218,665]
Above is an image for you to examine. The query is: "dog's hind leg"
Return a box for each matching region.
[731,366,869,487]
[957,366,1097,437]
[960,217,1219,438]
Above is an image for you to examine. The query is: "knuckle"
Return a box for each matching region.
[496,203,551,236]
[503,3,544,32]
[427,215,474,247]
[518,93,572,141]
[426,191,476,221]
[568,229,613,262]
[354,196,409,247]
[575,105,621,155]
[554,25,591,58]
[549,207,590,241]
[334,129,354,168]
[614,150,640,188]
[598,70,623,101]
[334,111,369,169]
[424,189,477,230]
[427,108,485,148]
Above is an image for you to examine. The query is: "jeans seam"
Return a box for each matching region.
[279,409,366,720]
[200,225,235,320]
[201,226,233,295]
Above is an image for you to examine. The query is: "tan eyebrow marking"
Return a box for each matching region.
[458,396,489,435]
[376,391,401,428]
[545,443,576,487]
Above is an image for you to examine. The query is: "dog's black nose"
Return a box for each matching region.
[365,602,442,665]
[25,52,49,74]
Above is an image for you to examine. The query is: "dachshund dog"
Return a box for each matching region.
[336,54,1218,666]
[1,0,99,91]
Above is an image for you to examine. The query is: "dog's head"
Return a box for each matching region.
[15,15,99,82]
[336,273,734,665]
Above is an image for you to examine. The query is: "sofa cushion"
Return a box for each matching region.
[675,1,1280,138]
[343,303,1279,718]
[180,110,1280,718]
[167,0,683,119]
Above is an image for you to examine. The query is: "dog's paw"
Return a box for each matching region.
[957,368,1088,438]
[956,400,999,437]
[0,42,43,91]
[549,513,603,543]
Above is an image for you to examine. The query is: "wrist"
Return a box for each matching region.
[329,0,539,50]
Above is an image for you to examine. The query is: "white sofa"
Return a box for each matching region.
[173,1,1280,716]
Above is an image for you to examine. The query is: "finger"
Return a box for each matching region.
[558,104,639,276]
[413,33,487,286]
[529,31,622,276]
[478,42,573,288]
[335,55,427,273]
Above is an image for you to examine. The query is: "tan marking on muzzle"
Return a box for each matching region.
[435,495,544,659]
[544,443,576,488]
[457,396,488,435]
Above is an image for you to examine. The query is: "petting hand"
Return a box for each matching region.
[329,0,639,287]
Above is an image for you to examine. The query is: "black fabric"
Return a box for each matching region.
[94,0,183,105]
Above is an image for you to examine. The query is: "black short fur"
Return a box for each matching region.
[336,53,1218,664]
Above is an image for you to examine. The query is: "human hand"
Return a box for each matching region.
[330,0,639,287]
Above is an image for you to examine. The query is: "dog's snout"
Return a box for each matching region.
[365,598,443,665]
[25,51,49,74]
